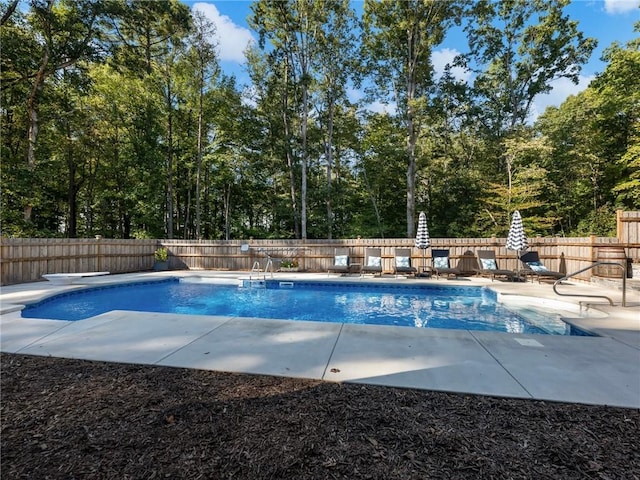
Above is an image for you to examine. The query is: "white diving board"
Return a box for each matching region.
[42,272,110,285]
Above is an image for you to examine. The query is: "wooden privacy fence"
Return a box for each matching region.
[2,210,638,285]
[618,210,640,257]
[0,238,157,285]
[2,234,639,287]
[159,236,624,279]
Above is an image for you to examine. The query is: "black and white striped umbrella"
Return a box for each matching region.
[415,211,430,272]
[506,210,528,255]
[415,211,430,250]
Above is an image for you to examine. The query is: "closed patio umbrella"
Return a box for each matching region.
[559,252,567,275]
[415,211,431,275]
[506,210,528,278]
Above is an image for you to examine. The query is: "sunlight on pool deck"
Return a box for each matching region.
[1,271,639,408]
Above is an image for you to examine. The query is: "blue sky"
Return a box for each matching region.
[185,0,639,119]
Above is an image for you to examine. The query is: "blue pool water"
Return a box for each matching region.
[22,278,587,335]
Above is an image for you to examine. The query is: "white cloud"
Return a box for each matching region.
[529,74,594,122]
[604,0,640,14]
[192,2,254,63]
[432,48,471,83]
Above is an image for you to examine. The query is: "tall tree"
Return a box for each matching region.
[204,78,250,240]
[251,0,343,239]
[5,0,109,223]
[592,30,640,209]
[245,41,300,237]
[536,89,620,235]
[248,6,302,238]
[535,29,640,234]
[184,10,219,239]
[463,0,596,134]
[47,68,94,237]
[89,64,166,238]
[106,0,191,237]
[481,134,555,235]
[106,0,191,75]
[358,112,406,237]
[312,0,358,239]
[362,0,463,237]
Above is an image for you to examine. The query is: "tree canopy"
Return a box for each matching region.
[1,0,637,239]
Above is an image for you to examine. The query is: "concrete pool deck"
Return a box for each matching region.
[1,271,639,408]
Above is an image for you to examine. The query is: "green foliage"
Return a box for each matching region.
[154,247,168,262]
[535,34,639,234]
[106,0,192,75]
[0,0,634,242]
[573,206,618,237]
[613,139,640,207]
[592,37,640,209]
[362,0,464,236]
[463,0,597,133]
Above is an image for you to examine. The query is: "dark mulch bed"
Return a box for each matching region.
[1,353,638,480]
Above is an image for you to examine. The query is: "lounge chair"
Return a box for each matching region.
[431,249,462,279]
[475,250,517,281]
[361,247,383,276]
[328,248,351,275]
[520,251,566,283]
[393,248,417,277]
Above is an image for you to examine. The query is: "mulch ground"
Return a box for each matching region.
[1,353,638,480]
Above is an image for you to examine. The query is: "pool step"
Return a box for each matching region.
[242,279,266,288]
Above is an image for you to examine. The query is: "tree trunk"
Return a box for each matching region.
[362,166,383,237]
[404,23,420,239]
[223,183,231,240]
[166,85,174,239]
[0,0,19,25]
[325,100,335,239]
[282,63,300,238]
[300,82,308,240]
[183,172,191,240]
[406,94,417,239]
[25,46,50,222]
[195,63,204,240]
[66,122,78,238]
[68,170,78,238]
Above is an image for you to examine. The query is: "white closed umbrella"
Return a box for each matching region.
[506,210,528,277]
[415,211,431,274]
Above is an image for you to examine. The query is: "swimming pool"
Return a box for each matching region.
[21,278,590,336]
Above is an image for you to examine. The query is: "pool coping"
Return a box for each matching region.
[1,271,639,408]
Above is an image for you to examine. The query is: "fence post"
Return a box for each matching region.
[589,234,598,281]
[95,236,102,272]
[617,208,624,241]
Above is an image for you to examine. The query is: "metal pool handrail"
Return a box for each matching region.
[250,259,273,281]
[553,261,627,307]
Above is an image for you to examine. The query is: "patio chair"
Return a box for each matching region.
[361,247,383,276]
[431,249,462,279]
[520,251,566,283]
[475,250,517,281]
[393,248,417,277]
[328,248,351,275]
